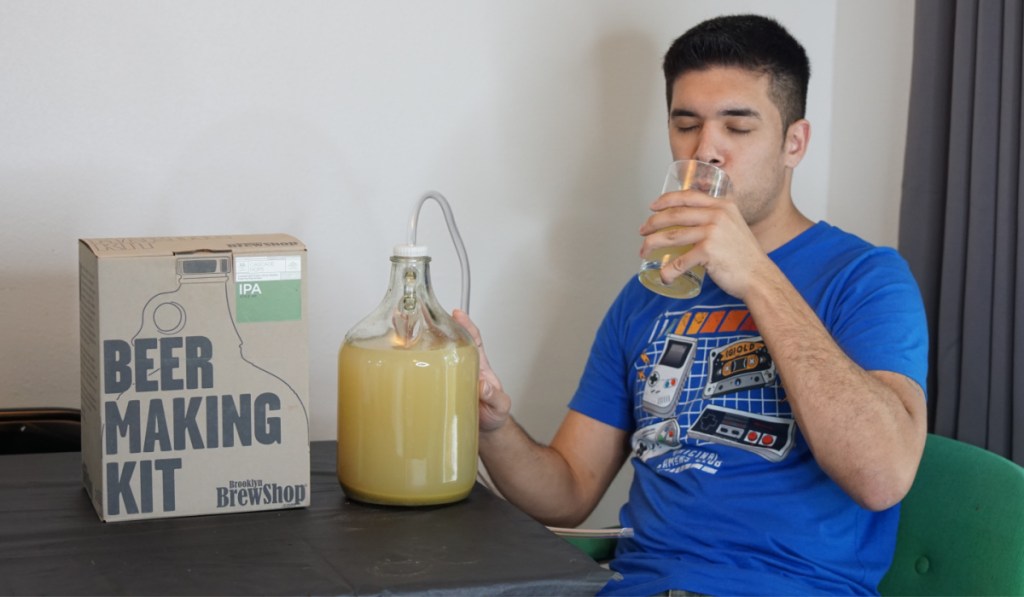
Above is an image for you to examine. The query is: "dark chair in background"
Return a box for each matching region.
[0,408,81,454]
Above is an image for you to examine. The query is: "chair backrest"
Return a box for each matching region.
[879,433,1024,596]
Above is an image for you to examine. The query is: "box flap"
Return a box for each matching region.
[79,234,305,258]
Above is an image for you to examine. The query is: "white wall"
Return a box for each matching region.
[0,0,913,527]
[830,0,915,246]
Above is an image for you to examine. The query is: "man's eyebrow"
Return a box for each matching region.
[722,108,761,119]
[670,108,762,119]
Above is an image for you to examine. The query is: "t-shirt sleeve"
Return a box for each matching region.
[567,283,637,431]
[827,248,929,395]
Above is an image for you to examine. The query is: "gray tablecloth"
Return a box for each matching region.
[0,441,612,595]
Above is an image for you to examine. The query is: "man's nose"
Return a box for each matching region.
[694,130,724,166]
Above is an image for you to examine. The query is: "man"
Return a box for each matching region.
[454,14,928,595]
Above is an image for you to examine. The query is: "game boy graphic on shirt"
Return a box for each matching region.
[642,335,697,417]
[632,306,796,466]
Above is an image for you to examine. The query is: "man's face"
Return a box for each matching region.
[667,67,799,228]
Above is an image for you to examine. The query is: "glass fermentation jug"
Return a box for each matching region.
[336,244,479,506]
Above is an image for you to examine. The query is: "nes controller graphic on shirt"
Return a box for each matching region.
[688,405,795,462]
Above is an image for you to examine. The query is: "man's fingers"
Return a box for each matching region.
[452,309,481,344]
[649,189,718,211]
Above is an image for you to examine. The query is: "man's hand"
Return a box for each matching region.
[453,309,628,526]
[453,309,512,433]
[639,190,771,299]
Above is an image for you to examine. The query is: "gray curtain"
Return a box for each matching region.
[900,0,1023,464]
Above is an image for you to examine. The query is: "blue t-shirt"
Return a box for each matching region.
[569,222,928,596]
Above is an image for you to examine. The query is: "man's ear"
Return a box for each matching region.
[784,119,811,168]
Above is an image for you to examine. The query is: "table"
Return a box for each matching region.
[0,441,612,595]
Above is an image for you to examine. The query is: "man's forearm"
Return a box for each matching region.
[743,263,927,510]
[478,416,591,527]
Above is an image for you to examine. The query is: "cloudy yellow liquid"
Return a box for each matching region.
[337,338,479,506]
[639,230,704,299]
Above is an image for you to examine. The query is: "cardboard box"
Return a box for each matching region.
[78,234,310,522]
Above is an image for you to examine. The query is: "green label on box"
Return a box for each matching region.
[234,255,303,323]
[236,279,301,322]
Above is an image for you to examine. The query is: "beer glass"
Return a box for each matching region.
[638,160,730,298]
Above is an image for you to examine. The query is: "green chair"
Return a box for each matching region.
[878,433,1024,596]
[556,433,1024,595]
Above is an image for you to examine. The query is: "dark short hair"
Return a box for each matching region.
[663,14,811,130]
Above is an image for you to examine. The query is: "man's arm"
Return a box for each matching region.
[742,263,927,511]
[454,310,629,527]
[479,410,629,527]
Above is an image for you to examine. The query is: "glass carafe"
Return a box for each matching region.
[336,245,479,505]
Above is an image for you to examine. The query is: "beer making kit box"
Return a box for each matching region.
[78,234,311,522]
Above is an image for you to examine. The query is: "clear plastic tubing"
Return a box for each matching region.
[406,190,471,314]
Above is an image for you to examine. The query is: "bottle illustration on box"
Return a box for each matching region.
[100,254,310,517]
[112,255,307,428]
[81,234,311,522]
